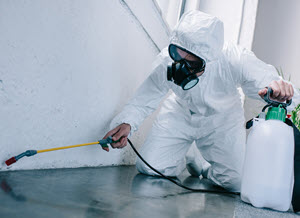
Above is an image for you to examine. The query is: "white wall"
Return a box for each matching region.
[252,0,300,88]
[198,0,244,44]
[0,0,169,171]
[244,0,300,121]
[155,0,183,30]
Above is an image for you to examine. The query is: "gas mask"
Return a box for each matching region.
[167,44,206,90]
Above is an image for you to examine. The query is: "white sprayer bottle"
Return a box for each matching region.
[241,95,294,211]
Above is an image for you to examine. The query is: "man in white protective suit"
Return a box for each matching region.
[102,10,299,192]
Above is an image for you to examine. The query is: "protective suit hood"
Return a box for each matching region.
[169,10,224,62]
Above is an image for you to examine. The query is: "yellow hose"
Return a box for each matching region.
[37,142,99,153]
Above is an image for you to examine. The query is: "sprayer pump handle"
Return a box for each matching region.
[263,87,292,107]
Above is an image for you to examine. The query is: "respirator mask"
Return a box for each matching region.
[167,44,206,90]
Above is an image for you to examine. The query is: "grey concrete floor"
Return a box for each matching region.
[0,166,298,218]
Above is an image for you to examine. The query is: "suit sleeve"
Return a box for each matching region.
[225,43,300,111]
[109,50,170,136]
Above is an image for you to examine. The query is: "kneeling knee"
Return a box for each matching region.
[135,158,183,177]
[136,158,151,175]
[223,176,241,192]
[210,170,242,192]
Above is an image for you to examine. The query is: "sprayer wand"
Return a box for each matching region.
[5,137,115,166]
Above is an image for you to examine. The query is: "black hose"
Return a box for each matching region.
[127,139,239,195]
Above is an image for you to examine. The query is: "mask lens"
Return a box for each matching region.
[185,60,205,70]
[169,44,206,72]
[169,44,182,61]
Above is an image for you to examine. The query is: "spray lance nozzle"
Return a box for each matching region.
[5,150,37,166]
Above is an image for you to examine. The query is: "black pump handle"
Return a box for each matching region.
[263,87,292,107]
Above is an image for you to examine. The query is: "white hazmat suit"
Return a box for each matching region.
[110,11,299,192]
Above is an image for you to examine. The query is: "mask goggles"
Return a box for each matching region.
[167,44,206,90]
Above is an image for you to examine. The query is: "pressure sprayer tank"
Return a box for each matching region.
[241,105,294,211]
